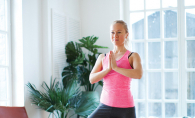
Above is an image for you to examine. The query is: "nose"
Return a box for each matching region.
[114,33,118,38]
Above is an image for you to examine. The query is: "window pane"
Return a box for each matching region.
[132,74,145,99]
[164,41,178,69]
[146,0,160,9]
[130,0,144,11]
[0,0,6,31]
[0,33,7,65]
[132,42,145,69]
[186,9,195,37]
[162,0,177,8]
[135,102,145,117]
[165,72,178,99]
[148,72,161,99]
[187,72,195,100]
[148,103,162,117]
[0,101,6,106]
[187,103,195,117]
[165,103,178,117]
[164,10,177,38]
[148,42,161,69]
[147,11,160,39]
[0,67,7,100]
[185,0,195,6]
[130,12,144,40]
[187,40,195,68]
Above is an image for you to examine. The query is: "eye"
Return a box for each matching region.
[111,32,114,34]
[118,32,121,33]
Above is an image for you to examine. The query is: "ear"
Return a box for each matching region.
[125,33,129,39]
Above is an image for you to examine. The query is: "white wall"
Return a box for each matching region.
[80,0,121,95]
[22,0,81,118]
[23,0,43,118]
[11,0,24,107]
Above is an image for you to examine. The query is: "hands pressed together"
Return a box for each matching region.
[108,51,118,72]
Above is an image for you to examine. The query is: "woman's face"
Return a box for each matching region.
[110,23,129,46]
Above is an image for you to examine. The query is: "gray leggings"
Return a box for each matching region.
[88,103,136,118]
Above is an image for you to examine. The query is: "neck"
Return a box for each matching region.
[113,45,127,53]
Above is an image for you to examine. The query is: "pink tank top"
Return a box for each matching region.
[100,50,134,108]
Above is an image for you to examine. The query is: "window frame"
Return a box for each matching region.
[123,0,195,117]
[0,0,12,106]
[183,1,195,116]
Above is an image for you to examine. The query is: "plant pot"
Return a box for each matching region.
[82,91,100,102]
[75,91,100,117]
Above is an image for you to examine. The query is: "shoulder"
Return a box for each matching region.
[128,52,142,69]
[98,53,105,59]
[97,53,106,62]
[131,52,139,57]
[128,52,141,61]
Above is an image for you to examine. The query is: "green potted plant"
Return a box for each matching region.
[27,35,108,118]
[62,35,108,91]
[26,77,99,118]
[62,35,108,117]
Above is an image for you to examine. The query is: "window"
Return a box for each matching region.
[0,0,11,106]
[127,0,195,117]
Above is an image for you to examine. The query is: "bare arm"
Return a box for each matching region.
[111,52,143,79]
[89,53,111,84]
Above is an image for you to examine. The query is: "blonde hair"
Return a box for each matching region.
[111,20,129,48]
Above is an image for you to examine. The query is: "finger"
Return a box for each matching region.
[111,52,114,60]
[109,53,112,60]
[109,54,111,63]
[110,55,112,65]
[109,54,112,61]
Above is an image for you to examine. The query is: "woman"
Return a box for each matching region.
[88,20,143,118]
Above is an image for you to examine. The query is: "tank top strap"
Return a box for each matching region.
[123,50,131,59]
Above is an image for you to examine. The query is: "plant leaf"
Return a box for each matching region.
[73,91,100,117]
[78,36,108,53]
[76,66,91,87]
[65,41,83,64]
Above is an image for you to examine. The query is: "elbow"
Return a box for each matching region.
[136,70,143,79]
[137,74,142,79]
[89,79,94,84]
[89,76,95,84]
[138,70,143,79]
[134,74,142,79]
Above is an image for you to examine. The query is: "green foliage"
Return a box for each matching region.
[78,36,107,54]
[26,78,76,118]
[65,41,83,65]
[26,35,108,118]
[69,91,99,117]
[62,35,108,91]
[26,78,99,118]
[62,65,78,87]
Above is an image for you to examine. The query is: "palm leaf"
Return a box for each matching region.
[26,78,81,117]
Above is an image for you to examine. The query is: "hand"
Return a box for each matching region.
[110,51,118,70]
[107,51,112,72]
